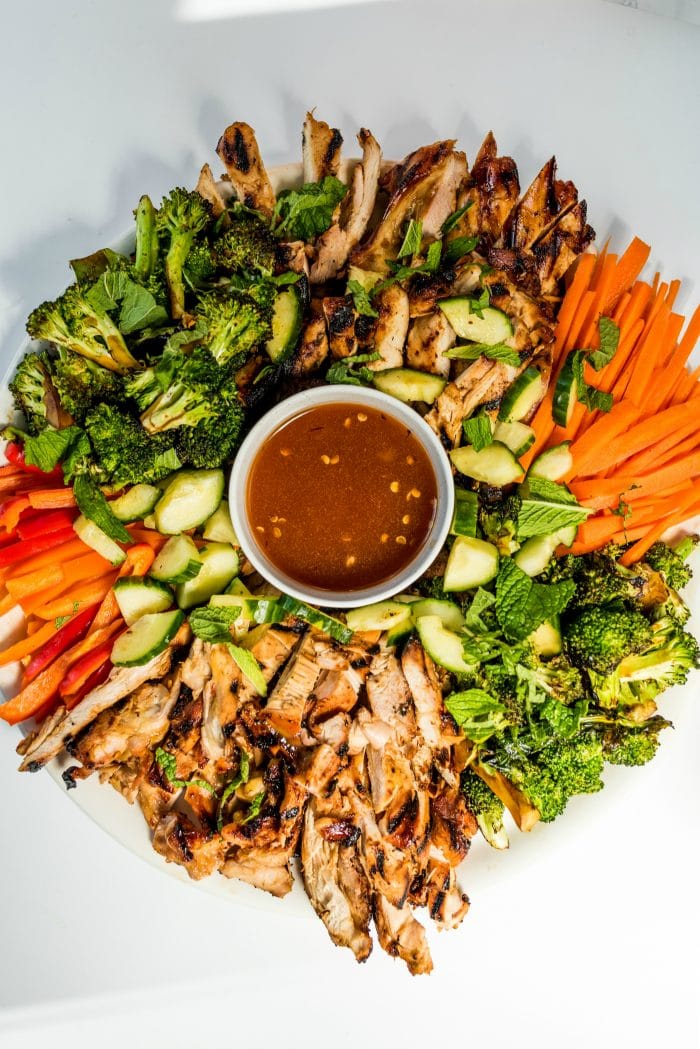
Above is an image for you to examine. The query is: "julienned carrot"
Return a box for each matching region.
[0,464,23,480]
[620,489,700,566]
[0,619,58,668]
[602,237,651,314]
[0,497,30,532]
[553,253,596,362]
[571,526,649,556]
[665,279,682,310]
[125,527,167,552]
[5,538,88,579]
[568,402,639,477]
[120,543,156,576]
[26,488,76,510]
[563,289,597,353]
[573,401,700,478]
[5,564,65,601]
[32,573,118,620]
[622,419,700,477]
[624,303,670,405]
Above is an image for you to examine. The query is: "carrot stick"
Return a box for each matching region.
[622,420,700,477]
[0,465,23,480]
[4,538,88,579]
[5,564,65,601]
[0,593,17,615]
[31,573,118,620]
[120,543,156,576]
[0,620,60,668]
[553,253,596,362]
[602,237,651,314]
[568,401,640,477]
[579,255,619,347]
[620,488,700,565]
[575,401,700,478]
[624,303,670,405]
[564,289,598,352]
[665,279,681,310]
[0,497,30,532]
[125,527,167,552]
[27,488,76,510]
[570,525,650,556]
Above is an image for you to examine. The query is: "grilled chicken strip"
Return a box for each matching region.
[532,202,594,295]
[153,811,226,880]
[291,312,329,376]
[310,128,382,283]
[302,111,343,183]
[457,132,520,247]
[373,896,433,976]
[196,162,228,218]
[323,296,358,359]
[216,122,275,216]
[405,311,455,377]
[18,624,191,772]
[366,284,409,371]
[264,630,320,739]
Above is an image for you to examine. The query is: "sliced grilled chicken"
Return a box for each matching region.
[373,896,433,976]
[351,141,463,273]
[422,855,470,931]
[419,150,467,239]
[264,630,320,739]
[18,624,191,771]
[222,848,295,898]
[405,311,455,377]
[302,111,343,183]
[216,122,275,216]
[367,284,409,371]
[276,240,310,278]
[291,313,329,376]
[310,128,382,282]
[458,132,521,246]
[195,162,228,218]
[323,296,358,359]
[152,811,226,880]
[532,202,595,295]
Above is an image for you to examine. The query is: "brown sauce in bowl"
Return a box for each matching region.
[246,403,438,592]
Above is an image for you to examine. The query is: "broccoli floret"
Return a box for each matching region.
[49,348,123,423]
[197,290,271,367]
[156,188,212,319]
[139,347,222,434]
[545,547,658,610]
[415,574,449,601]
[28,286,139,373]
[644,540,696,593]
[523,653,586,705]
[9,352,52,434]
[124,367,164,412]
[479,493,521,556]
[492,733,604,823]
[461,768,508,849]
[133,195,159,281]
[601,717,670,767]
[175,396,244,469]
[564,604,654,675]
[184,241,217,289]
[84,404,180,486]
[211,209,276,276]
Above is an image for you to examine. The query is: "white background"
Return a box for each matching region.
[1,1,699,1046]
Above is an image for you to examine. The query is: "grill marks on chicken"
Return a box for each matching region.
[216,122,275,217]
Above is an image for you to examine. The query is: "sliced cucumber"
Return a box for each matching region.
[210,594,244,609]
[529,617,562,657]
[497,366,545,423]
[556,523,578,548]
[346,600,412,633]
[416,615,474,675]
[493,421,535,457]
[552,353,578,427]
[108,484,161,523]
[514,534,558,577]
[73,515,126,566]
[150,534,202,584]
[202,500,238,545]
[411,598,465,632]
[226,577,252,598]
[265,286,303,363]
[438,298,513,345]
[372,368,446,404]
[211,589,252,639]
[111,610,185,667]
[385,610,415,646]
[271,595,352,643]
[175,543,240,609]
[451,488,479,538]
[143,514,157,530]
[444,536,499,591]
[450,442,524,486]
[154,469,224,535]
[529,443,573,482]
[112,577,174,626]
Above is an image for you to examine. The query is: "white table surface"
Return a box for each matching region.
[1,1,699,1046]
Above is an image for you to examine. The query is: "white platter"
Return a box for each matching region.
[2,160,699,920]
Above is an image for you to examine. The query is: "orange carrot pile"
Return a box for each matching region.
[525,236,700,563]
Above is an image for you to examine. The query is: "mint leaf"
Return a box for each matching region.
[375,241,442,294]
[216,750,251,833]
[228,644,267,696]
[463,414,493,451]
[445,342,519,367]
[73,474,132,544]
[524,477,578,504]
[397,219,422,259]
[588,316,620,371]
[241,790,266,824]
[465,588,497,632]
[22,427,74,473]
[155,746,216,795]
[517,499,590,540]
[496,559,576,640]
[443,235,478,267]
[326,352,380,387]
[272,176,347,241]
[346,279,378,318]
[189,605,241,644]
[119,281,168,333]
[441,202,473,236]
[572,351,613,413]
[444,688,509,743]
[470,288,490,318]
[424,240,442,273]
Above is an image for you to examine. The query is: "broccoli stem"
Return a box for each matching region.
[134,195,159,280]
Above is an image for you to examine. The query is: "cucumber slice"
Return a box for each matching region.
[112,577,173,626]
[437,298,513,345]
[556,523,578,548]
[410,598,465,632]
[450,488,478,538]
[415,615,473,675]
[150,534,202,584]
[493,421,535,457]
[529,617,562,657]
[226,577,252,598]
[265,286,303,363]
[372,368,446,404]
[143,514,157,530]
[209,594,244,609]
[273,595,353,643]
[497,366,545,423]
[175,543,240,609]
[450,442,524,486]
[443,536,499,591]
[210,590,252,639]
[514,534,558,577]
[154,469,224,535]
[202,500,238,545]
[552,353,578,427]
[385,610,414,646]
[73,515,126,566]
[111,610,185,667]
[529,443,573,482]
[346,600,413,633]
[108,484,161,523]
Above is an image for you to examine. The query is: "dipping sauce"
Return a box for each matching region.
[246,403,438,592]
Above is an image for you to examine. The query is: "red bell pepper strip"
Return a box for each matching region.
[64,658,112,710]
[23,604,98,684]
[0,526,76,568]
[17,509,78,541]
[60,641,114,699]
[5,441,64,480]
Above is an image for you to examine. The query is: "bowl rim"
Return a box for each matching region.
[228,385,454,608]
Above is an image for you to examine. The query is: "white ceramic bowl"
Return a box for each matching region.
[229,385,454,608]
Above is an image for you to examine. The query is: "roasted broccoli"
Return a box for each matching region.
[479,493,521,556]
[49,347,123,422]
[175,394,245,469]
[462,768,508,849]
[156,188,212,319]
[211,209,276,276]
[139,347,222,434]
[600,716,671,767]
[197,289,271,367]
[133,195,159,281]
[564,604,654,675]
[183,241,217,289]
[545,547,660,610]
[27,285,139,373]
[84,403,181,486]
[9,352,52,434]
[645,539,696,594]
